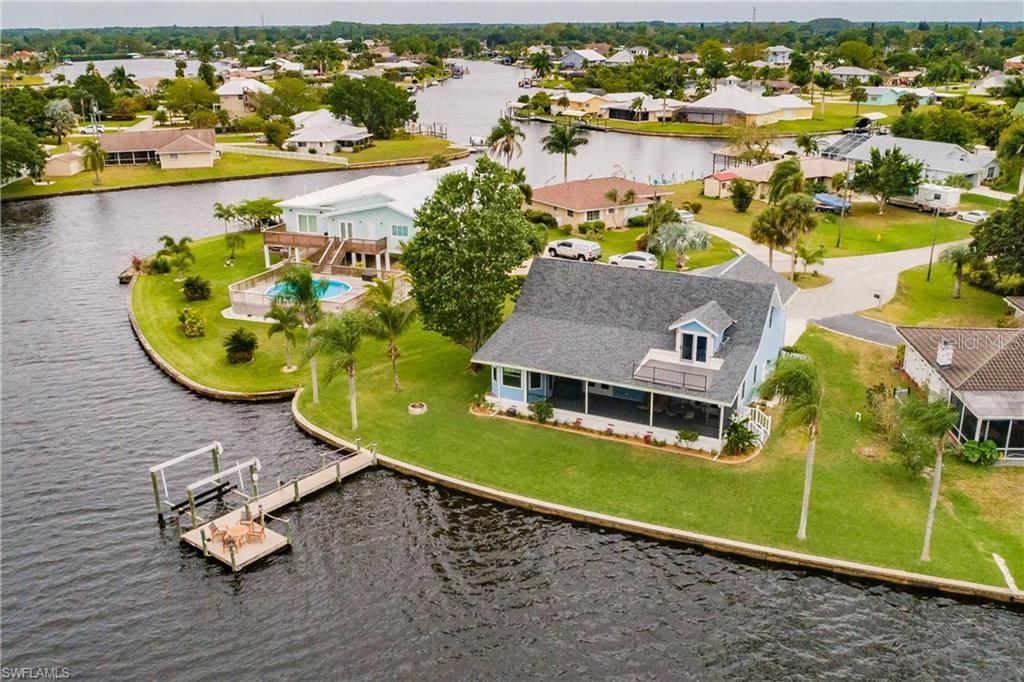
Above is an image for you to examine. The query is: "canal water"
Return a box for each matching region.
[1,87,1022,680]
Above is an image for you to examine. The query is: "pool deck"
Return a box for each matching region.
[229,273,368,319]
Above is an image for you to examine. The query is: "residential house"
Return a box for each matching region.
[680,85,782,126]
[43,150,84,177]
[287,109,373,154]
[379,59,422,71]
[1004,55,1023,71]
[823,134,999,187]
[829,66,876,85]
[703,157,848,200]
[864,86,935,106]
[762,94,813,120]
[606,50,635,66]
[897,327,1024,460]
[600,94,686,122]
[559,50,607,70]
[709,143,792,173]
[968,72,1010,96]
[215,78,272,117]
[747,60,771,70]
[473,256,794,450]
[549,91,608,116]
[267,165,469,269]
[1005,297,1024,319]
[628,46,651,58]
[892,70,923,86]
[99,129,217,168]
[584,43,612,56]
[265,57,313,75]
[530,177,660,228]
[765,45,793,67]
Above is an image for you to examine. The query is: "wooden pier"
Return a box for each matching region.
[151,444,375,572]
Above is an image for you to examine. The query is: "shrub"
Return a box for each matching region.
[529,399,554,424]
[889,428,930,475]
[722,419,759,455]
[177,307,206,337]
[960,439,1000,466]
[182,275,212,301]
[524,209,558,229]
[895,344,906,367]
[730,179,754,212]
[676,429,700,447]
[576,219,606,236]
[223,327,258,364]
[864,382,895,433]
[426,153,450,169]
[635,231,649,251]
[148,256,172,274]
[626,214,648,227]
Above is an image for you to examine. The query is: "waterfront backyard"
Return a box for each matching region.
[131,232,1024,589]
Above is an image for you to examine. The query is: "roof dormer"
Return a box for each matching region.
[669,301,734,366]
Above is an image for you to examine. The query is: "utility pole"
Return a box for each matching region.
[925,206,939,282]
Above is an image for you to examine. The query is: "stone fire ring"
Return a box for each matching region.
[408,402,428,415]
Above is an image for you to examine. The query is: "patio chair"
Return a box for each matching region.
[207,521,226,541]
[223,536,237,552]
[247,523,266,544]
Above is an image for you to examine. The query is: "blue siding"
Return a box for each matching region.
[739,301,786,405]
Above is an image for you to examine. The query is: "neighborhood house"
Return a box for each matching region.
[703,157,849,200]
[824,134,999,187]
[215,78,273,117]
[99,129,218,168]
[474,257,794,451]
[287,109,373,154]
[530,177,660,228]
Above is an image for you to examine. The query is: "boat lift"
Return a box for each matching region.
[148,442,260,527]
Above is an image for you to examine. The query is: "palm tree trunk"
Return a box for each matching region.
[920,444,944,561]
[790,248,798,282]
[767,247,774,269]
[390,343,401,392]
[310,356,320,404]
[797,434,816,540]
[347,367,358,430]
[563,154,568,183]
[953,268,962,299]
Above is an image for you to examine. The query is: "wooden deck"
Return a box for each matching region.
[180,450,374,571]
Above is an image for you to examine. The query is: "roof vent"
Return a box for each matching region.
[936,339,954,367]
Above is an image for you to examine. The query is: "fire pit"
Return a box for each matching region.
[408,402,428,415]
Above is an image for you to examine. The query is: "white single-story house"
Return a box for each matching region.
[823,134,999,188]
[763,94,813,120]
[897,327,1024,460]
[286,109,373,154]
[473,255,795,450]
[215,78,273,117]
[703,157,848,200]
[606,50,635,66]
[266,165,468,269]
[968,72,1011,96]
[530,177,660,228]
[99,129,217,168]
[559,49,606,69]
[829,66,876,85]
[680,85,782,126]
[600,94,687,122]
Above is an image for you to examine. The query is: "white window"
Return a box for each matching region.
[681,332,709,364]
[392,224,410,237]
[586,210,600,221]
[528,372,543,390]
[298,214,318,233]
[501,368,522,389]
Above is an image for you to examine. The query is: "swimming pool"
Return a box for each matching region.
[266,278,352,300]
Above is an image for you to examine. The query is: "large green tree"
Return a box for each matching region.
[0,116,46,181]
[324,76,417,139]
[402,157,536,354]
[257,76,314,118]
[970,196,1024,278]
[851,146,923,214]
[164,78,217,116]
[43,98,77,144]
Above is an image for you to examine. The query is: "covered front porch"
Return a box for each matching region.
[489,368,732,451]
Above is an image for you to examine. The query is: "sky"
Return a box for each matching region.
[2,1,1022,30]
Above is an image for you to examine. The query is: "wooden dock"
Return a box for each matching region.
[180,449,375,571]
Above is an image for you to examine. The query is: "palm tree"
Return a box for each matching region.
[275,266,329,402]
[795,242,825,278]
[224,232,245,262]
[541,122,588,182]
[778,193,819,281]
[157,235,195,280]
[940,245,975,299]
[767,157,805,204]
[652,222,711,270]
[794,133,820,156]
[556,94,570,113]
[107,65,137,94]
[526,51,554,78]
[266,302,302,371]
[812,72,835,119]
[486,116,525,168]
[213,201,236,233]
[896,91,920,115]
[509,167,533,204]
[849,86,868,115]
[758,355,823,541]
[81,139,105,186]
[628,96,644,121]
[602,188,637,228]
[749,205,787,269]
[364,277,417,391]
[306,312,367,430]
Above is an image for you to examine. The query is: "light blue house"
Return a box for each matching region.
[473,255,797,452]
[864,86,936,106]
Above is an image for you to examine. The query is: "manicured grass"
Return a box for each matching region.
[668,182,973,258]
[295,319,1023,587]
[546,225,738,271]
[131,232,308,393]
[1,152,332,200]
[215,133,261,143]
[789,271,833,289]
[335,135,459,164]
[963,192,1013,209]
[862,264,1012,327]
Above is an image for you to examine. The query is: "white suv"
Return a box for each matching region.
[546,238,602,262]
[609,251,658,269]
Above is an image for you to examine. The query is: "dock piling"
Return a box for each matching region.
[335,461,342,483]
[150,471,163,522]
[200,528,209,557]
[293,480,300,503]
[284,518,292,545]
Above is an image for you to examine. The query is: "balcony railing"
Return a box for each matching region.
[631,362,708,392]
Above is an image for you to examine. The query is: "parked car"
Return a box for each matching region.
[78,124,105,134]
[959,210,989,224]
[609,251,658,269]
[546,238,602,262]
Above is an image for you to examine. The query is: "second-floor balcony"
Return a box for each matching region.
[631,349,713,392]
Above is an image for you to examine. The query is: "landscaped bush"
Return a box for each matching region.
[576,219,606,236]
[524,209,558,229]
[730,179,754,213]
[722,419,759,456]
[177,307,206,338]
[224,327,258,364]
[529,399,554,424]
[626,215,647,227]
[864,382,895,432]
[148,256,172,274]
[427,153,450,169]
[960,439,1000,466]
[676,429,700,447]
[182,275,212,301]
[889,428,930,475]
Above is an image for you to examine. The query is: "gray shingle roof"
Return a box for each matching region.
[826,134,997,176]
[472,259,777,404]
[672,300,735,336]
[697,253,798,305]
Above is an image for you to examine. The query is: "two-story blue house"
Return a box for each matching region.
[473,255,797,452]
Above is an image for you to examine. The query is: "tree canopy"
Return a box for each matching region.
[851,146,923,214]
[324,76,417,139]
[0,116,46,181]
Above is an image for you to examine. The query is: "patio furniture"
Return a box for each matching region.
[207,521,227,541]
[223,523,249,549]
[246,523,266,544]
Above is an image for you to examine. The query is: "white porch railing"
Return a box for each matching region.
[736,404,772,444]
[216,144,350,165]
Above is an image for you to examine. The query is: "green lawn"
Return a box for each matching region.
[131,231,308,393]
[336,135,460,164]
[669,182,973,258]
[546,225,738,271]
[295,320,1023,587]
[862,264,1012,327]
[1,152,333,200]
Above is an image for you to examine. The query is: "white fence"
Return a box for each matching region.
[216,144,350,165]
